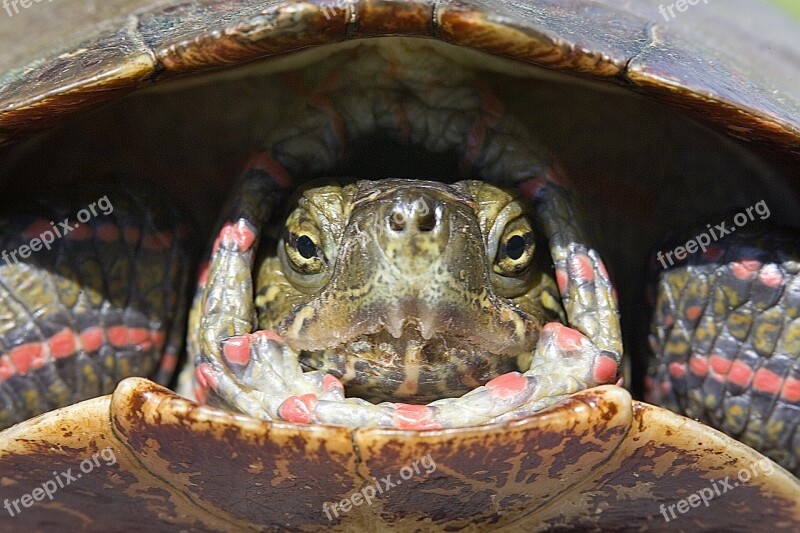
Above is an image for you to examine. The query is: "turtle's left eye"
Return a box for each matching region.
[285,232,327,274]
[494,218,535,276]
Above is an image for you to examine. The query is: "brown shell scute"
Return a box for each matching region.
[1,378,799,530]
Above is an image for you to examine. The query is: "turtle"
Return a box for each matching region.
[0,0,799,531]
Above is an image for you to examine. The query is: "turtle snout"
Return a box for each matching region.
[385,192,441,235]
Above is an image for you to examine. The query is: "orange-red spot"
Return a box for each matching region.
[550,323,587,352]
[709,354,732,375]
[758,264,784,288]
[486,372,527,398]
[731,259,761,280]
[728,361,754,387]
[753,367,783,395]
[48,329,76,359]
[79,327,104,352]
[142,231,172,250]
[279,394,318,424]
[780,377,800,403]
[685,305,703,321]
[569,254,595,283]
[151,330,167,350]
[108,325,129,348]
[214,220,256,253]
[159,353,178,374]
[22,220,53,239]
[392,404,440,430]
[194,384,207,404]
[9,343,42,374]
[97,223,120,242]
[195,362,218,390]
[67,224,91,241]
[124,227,141,243]
[322,374,343,393]
[251,330,286,344]
[129,328,150,347]
[244,150,293,189]
[689,354,708,377]
[519,178,545,202]
[593,355,618,384]
[222,335,251,366]
[555,268,568,295]
[668,361,687,380]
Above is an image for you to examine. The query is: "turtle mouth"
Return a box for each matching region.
[297,326,521,403]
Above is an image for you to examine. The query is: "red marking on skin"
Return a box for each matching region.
[48,329,76,359]
[0,357,14,380]
[197,261,210,286]
[68,224,91,241]
[108,325,129,348]
[142,231,172,250]
[668,362,687,380]
[22,220,53,239]
[475,80,504,127]
[758,264,784,288]
[519,178,545,202]
[460,120,487,176]
[151,331,167,349]
[129,328,150,347]
[222,335,252,366]
[555,268,568,295]
[728,361,754,387]
[685,305,703,321]
[486,372,527,398]
[689,354,708,377]
[322,374,343,393]
[194,384,207,404]
[279,394,318,424]
[663,314,674,327]
[547,323,587,352]
[660,381,671,394]
[731,259,761,280]
[251,330,286,344]
[195,362,218,390]
[9,343,42,374]
[753,367,783,395]
[710,354,732,375]
[160,353,178,374]
[593,356,618,384]
[244,150,293,189]
[97,223,120,242]
[79,327,103,352]
[124,227,141,243]
[392,404,440,430]
[213,220,256,253]
[568,254,595,283]
[701,245,725,262]
[616,376,624,387]
[780,377,800,403]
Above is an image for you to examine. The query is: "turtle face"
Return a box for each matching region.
[256,179,563,403]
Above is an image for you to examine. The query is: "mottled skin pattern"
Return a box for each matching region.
[0,183,191,429]
[648,227,800,475]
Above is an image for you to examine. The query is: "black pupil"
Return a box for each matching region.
[297,235,317,259]
[506,235,526,260]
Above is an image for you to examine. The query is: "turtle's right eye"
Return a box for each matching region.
[285,232,327,274]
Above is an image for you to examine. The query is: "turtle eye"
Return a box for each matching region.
[494,218,535,276]
[285,232,326,274]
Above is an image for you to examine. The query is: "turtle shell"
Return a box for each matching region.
[1,0,800,531]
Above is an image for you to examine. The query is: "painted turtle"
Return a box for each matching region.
[0,0,799,530]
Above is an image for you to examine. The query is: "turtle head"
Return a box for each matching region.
[256,179,564,403]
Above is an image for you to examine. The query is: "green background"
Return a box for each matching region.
[772,0,800,20]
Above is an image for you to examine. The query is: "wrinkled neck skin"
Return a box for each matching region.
[255,179,563,403]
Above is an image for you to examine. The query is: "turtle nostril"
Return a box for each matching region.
[388,210,406,232]
[417,209,436,232]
